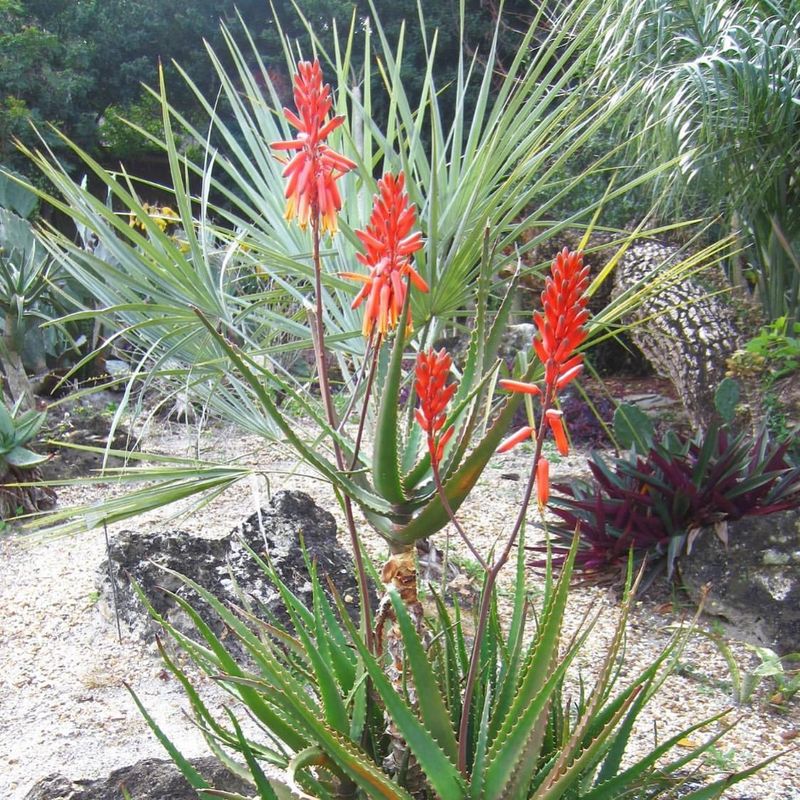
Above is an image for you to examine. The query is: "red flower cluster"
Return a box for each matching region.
[498,248,590,481]
[342,172,427,337]
[271,59,356,235]
[414,348,457,469]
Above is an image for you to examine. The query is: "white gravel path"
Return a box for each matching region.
[1,419,798,799]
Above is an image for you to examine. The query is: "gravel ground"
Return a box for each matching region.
[1,418,798,799]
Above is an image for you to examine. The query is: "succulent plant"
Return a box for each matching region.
[0,398,54,517]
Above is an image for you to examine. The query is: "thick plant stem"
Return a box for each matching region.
[456,388,553,776]
[310,215,374,652]
[376,541,427,799]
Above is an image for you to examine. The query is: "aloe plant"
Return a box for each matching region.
[0,397,54,517]
[129,533,775,799]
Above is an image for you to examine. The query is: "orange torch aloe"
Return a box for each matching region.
[498,247,590,465]
[414,348,457,469]
[271,59,356,235]
[343,172,427,338]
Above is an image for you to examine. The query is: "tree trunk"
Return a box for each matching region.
[613,240,745,430]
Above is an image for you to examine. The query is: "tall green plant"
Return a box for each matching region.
[590,0,800,323]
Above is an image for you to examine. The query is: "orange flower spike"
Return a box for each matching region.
[534,248,590,390]
[271,59,356,234]
[346,172,427,338]
[497,248,590,455]
[537,457,550,506]
[415,349,457,469]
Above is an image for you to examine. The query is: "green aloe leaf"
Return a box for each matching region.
[149,575,313,751]
[430,590,463,731]
[0,402,15,440]
[336,591,466,798]
[390,386,525,544]
[490,521,530,741]
[309,561,357,693]
[371,308,410,504]
[531,693,643,800]
[478,535,580,798]
[281,595,350,736]
[583,711,736,800]
[389,591,460,764]
[676,752,784,800]
[225,713,282,800]
[125,683,217,800]
[155,639,255,757]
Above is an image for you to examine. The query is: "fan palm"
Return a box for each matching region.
[20,0,677,533]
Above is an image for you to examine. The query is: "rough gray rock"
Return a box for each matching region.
[24,756,251,800]
[613,240,744,428]
[679,509,800,655]
[98,490,369,650]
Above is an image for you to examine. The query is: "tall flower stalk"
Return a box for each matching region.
[270,59,374,647]
[456,247,590,774]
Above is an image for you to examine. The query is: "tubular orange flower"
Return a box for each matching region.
[498,248,590,455]
[497,426,534,453]
[414,348,458,468]
[271,59,356,235]
[342,172,427,337]
[537,457,550,506]
[545,409,569,456]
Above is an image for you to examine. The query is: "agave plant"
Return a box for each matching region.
[0,397,55,517]
[0,206,57,407]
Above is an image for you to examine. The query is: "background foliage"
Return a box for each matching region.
[0,0,533,175]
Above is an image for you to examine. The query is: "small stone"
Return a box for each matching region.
[763,549,790,566]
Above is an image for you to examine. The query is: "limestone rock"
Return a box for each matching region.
[679,509,800,654]
[98,490,369,649]
[24,756,251,800]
